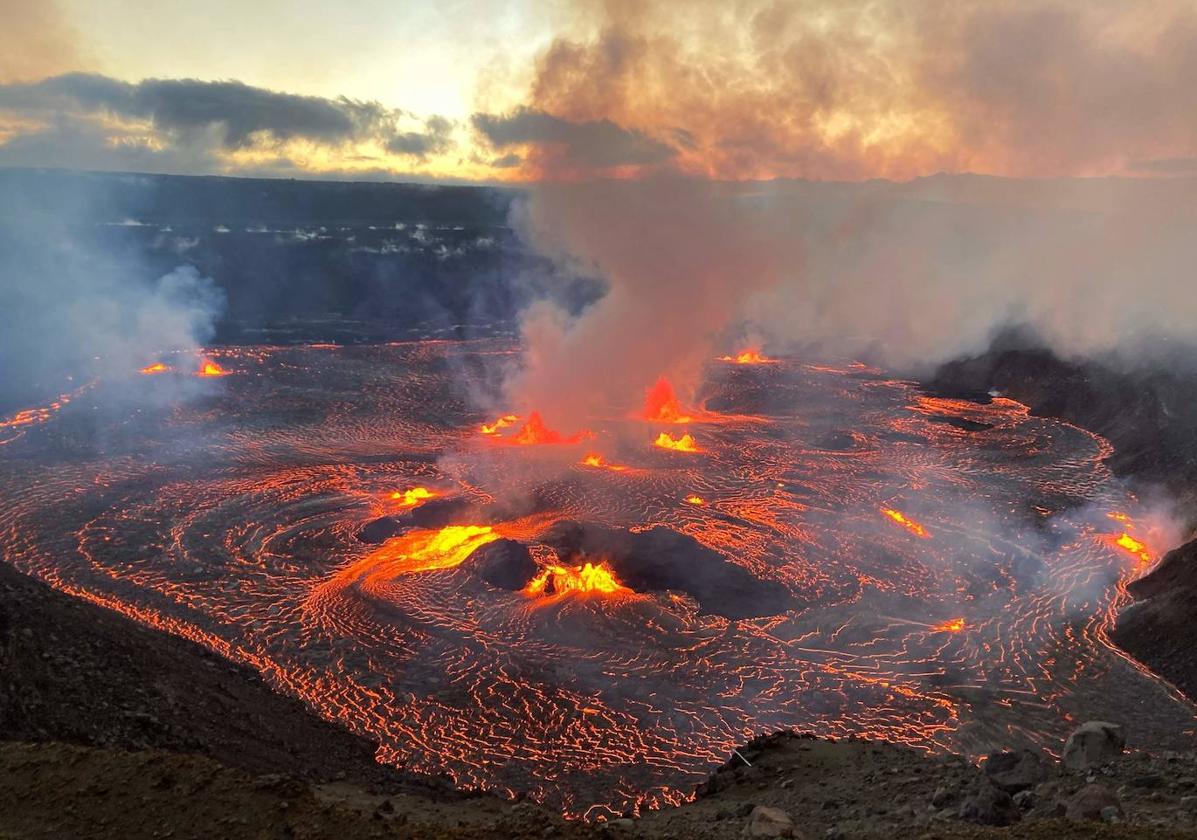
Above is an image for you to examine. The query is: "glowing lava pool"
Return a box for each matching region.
[0,339,1193,818]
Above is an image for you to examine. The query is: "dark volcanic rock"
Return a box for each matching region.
[358,516,404,544]
[541,521,794,619]
[408,497,483,528]
[958,782,1020,826]
[462,539,537,590]
[1065,783,1122,822]
[983,749,1046,794]
[1114,538,1197,699]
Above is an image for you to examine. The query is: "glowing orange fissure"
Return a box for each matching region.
[882,507,931,538]
[654,431,699,453]
[525,561,624,596]
[140,362,171,375]
[933,617,966,633]
[643,377,694,424]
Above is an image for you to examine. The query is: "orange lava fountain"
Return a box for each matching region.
[511,411,587,445]
[140,362,170,375]
[719,349,775,365]
[526,561,624,596]
[197,359,230,377]
[684,495,706,505]
[643,378,693,424]
[882,508,931,538]
[654,432,699,453]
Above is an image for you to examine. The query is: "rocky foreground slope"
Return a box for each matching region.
[6,560,1197,838]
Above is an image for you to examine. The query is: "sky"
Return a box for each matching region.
[2,0,1197,183]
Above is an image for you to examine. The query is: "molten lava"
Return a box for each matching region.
[389,486,437,508]
[363,525,501,575]
[933,618,966,633]
[684,495,706,505]
[1114,532,1152,564]
[719,349,775,365]
[197,359,230,377]
[581,453,627,471]
[643,378,694,424]
[526,561,624,596]
[510,412,586,445]
[882,508,931,538]
[654,431,699,453]
[480,414,519,435]
[140,362,170,375]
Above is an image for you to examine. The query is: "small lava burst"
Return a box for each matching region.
[643,377,694,423]
[1114,532,1152,564]
[581,453,627,471]
[389,487,437,508]
[197,359,230,377]
[684,495,706,505]
[480,414,519,436]
[139,362,170,375]
[510,412,587,445]
[526,561,624,596]
[933,617,966,633]
[882,507,931,538]
[654,431,699,453]
[719,349,775,365]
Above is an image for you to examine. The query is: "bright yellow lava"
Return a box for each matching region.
[1115,532,1152,564]
[363,525,500,575]
[654,432,699,452]
[526,561,623,596]
[389,487,437,507]
[881,507,930,538]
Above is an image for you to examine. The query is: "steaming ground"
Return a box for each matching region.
[0,339,1193,818]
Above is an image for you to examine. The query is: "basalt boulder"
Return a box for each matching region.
[983,749,1047,794]
[462,539,537,591]
[1062,721,1125,770]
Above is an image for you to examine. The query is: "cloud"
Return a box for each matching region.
[0,72,459,175]
[386,114,454,158]
[489,152,523,168]
[0,73,399,147]
[472,107,675,174]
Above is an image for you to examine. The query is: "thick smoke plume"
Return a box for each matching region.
[498,1,1197,427]
[480,0,1197,180]
[0,178,225,412]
